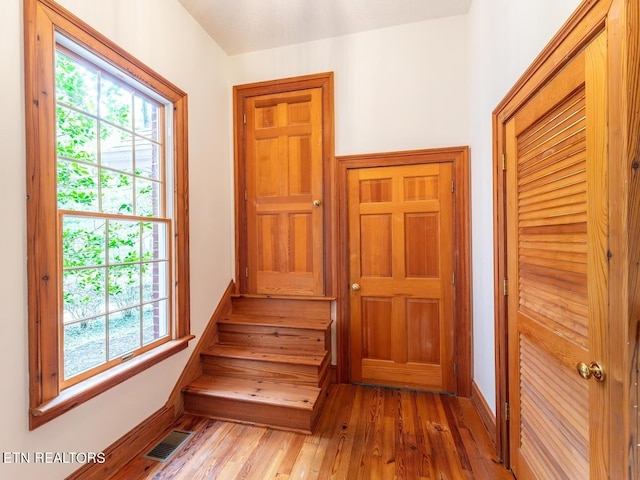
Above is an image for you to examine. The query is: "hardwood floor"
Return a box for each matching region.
[112,384,513,480]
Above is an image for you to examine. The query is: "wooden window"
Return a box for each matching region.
[25,0,192,429]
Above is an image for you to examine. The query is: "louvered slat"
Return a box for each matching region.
[517,86,588,349]
[519,335,589,480]
[517,89,586,156]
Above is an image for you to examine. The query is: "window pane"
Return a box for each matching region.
[101,170,134,214]
[108,264,141,311]
[51,38,173,391]
[142,261,168,303]
[108,307,141,359]
[134,95,159,141]
[63,267,106,323]
[57,159,99,212]
[136,178,161,217]
[141,222,167,260]
[142,300,168,345]
[100,76,132,128]
[57,106,98,162]
[101,123,133,173]
[64,316,106,379]
[135,137,161,180]
[62,216,105,268]
[108,220,141,264]
[55,52,98,115]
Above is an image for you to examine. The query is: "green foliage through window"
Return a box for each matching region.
[56,45,170,381]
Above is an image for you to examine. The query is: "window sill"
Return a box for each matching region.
[30,335,194,430]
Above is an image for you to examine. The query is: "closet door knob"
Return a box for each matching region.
[576,361,605,382]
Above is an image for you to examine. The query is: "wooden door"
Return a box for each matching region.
[245,88,324,296]
[505,32,608,479]
[348,163,455,392]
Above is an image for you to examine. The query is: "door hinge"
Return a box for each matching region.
[453,361,458,376]
[245,267,249,278]
[502,152,506,171]
[243,113,246,125]
[505,402,510,421]
[244,190,248,201]
[451,180,455,193]
[503,278,509,296]
[453,271,456,285]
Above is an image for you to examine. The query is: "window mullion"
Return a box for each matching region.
[97,70,104,213]
[139,222,144,347]
[104,218,111,365]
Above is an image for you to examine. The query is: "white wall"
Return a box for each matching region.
[230,15,470,155]
[467,0,582,413]
[0,1,232,478]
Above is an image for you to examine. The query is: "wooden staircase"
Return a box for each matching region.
[182,296,332,434]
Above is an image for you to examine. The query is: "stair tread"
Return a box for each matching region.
[203,344,328,365]
[184,375,320,411]
[232,293,335,302]
[220,313,331,330]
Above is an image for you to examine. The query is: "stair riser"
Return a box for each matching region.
[183,393,318,434]
[231,297,331,319]
[218,325,329,352]
[201,356,328,387]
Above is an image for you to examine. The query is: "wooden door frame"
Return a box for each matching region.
[492,0,636,475]
[233,72,336,296]
[336,147,472,396]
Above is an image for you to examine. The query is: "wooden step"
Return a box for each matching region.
[218,314,330,352]
[183,375,324,433]
[181,294,333,433]
[232,293,336,302]
[220,313,331,330]
[201,345,329,386]
[204,344,328,365]
[231,296,332,319]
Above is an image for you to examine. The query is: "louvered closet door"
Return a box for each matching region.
[506,32,608,479]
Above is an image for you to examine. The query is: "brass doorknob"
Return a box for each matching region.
[351,283,360,291]
[313,199,321,207]
[576,361,605,382]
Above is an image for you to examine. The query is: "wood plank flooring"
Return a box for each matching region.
[112,384,513,480]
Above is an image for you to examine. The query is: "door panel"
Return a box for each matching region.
[349,163,455,392]
[245,89,324,296]
[506,31,607,479]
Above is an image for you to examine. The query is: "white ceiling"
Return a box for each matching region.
[178,0,473,55]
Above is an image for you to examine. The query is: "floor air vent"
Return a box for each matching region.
[143,429,193,463]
